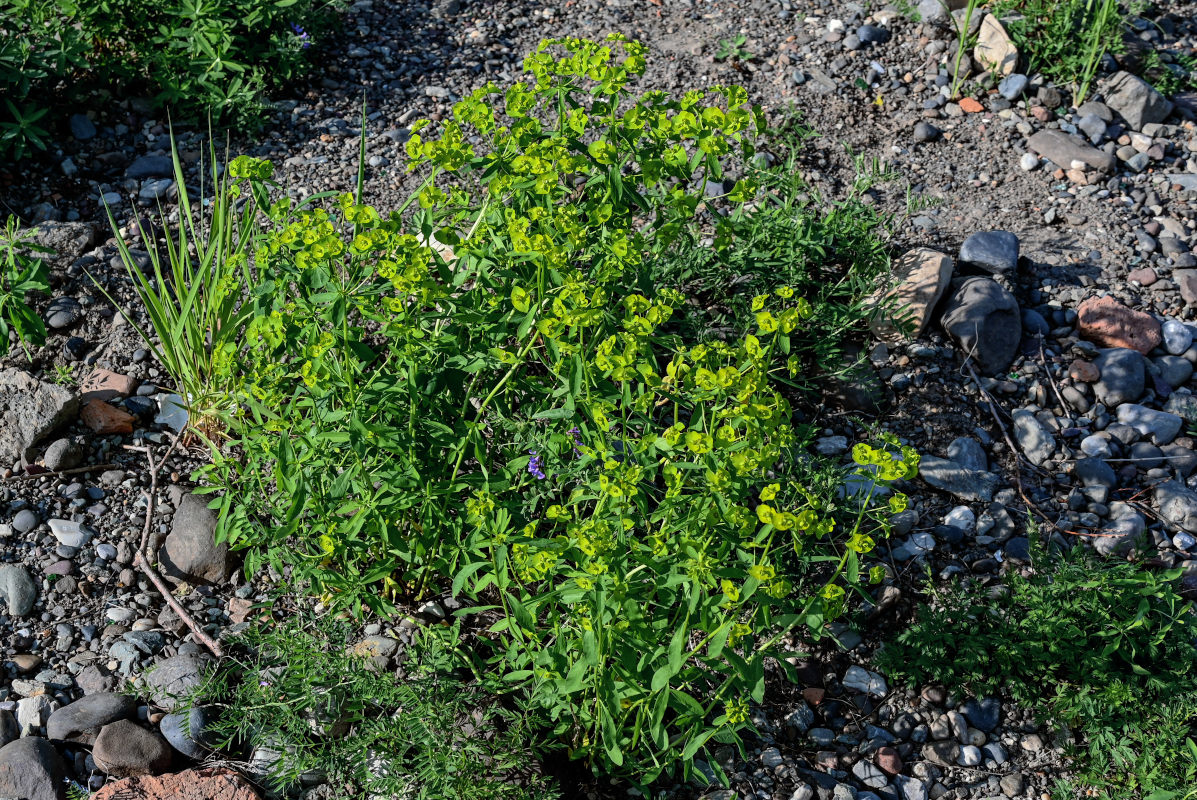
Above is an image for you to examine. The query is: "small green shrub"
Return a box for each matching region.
[715,35,753,62]
[0,0,342,157]
[878,540,1197,798]
[114,36,908,783]
[183,615,560,800]
[0,218,51,358]
[1142,49,1197,98]
[992,0,1125,105]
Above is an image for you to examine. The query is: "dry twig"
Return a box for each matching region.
[124,437,224,658]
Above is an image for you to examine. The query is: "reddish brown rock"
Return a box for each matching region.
[91,768,261,800]
[1127,267,1158,286]
[876,745,903,775]
[227,597,253,624]
[959,97,984,114]
[79,368,138,402]
[1068,359,1101,383]
[802,687,825,706]
[80,399,136,434]
[1076,296,1162,354]
[1031,106,1051,123]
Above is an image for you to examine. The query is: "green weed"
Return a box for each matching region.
[182,614,560,800]
[0,217,51,359]
[878,537,1197,798]
[715,34,753,62]
[993,0,1125,105]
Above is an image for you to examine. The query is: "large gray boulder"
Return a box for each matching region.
[46,692,135,744]
[0,736,67,800]
[1027,129,1116,173]
[1104,71,1174,131]
[0,369,79,464]
[940,277,1021,375]
[159,493,232,585]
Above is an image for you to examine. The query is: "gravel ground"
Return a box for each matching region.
[3,0,1197,798]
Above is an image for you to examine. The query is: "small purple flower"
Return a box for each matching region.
[568,426,583,456]
[291,23,311,48]
[528,450,546,480]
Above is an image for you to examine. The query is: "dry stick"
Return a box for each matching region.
[4,463,119,481]
[963,363,1071,538]
[123,437,225,658]
[1038,340,1070,415]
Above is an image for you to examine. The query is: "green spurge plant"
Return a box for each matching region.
[184,36,913,781]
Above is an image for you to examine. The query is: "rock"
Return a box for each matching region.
[852,758,888,789]
[1156,481,1197,534]
[160,493,231,585]
[913,122,941,143]
[144,654,211,711]
[959,231,1019,274]
[1077,296,1162,354]
[1075,457,1117,488]
[1095,502,1147,556]
[159,707,214,759]
[32,222,94,265]
[940,277,1021,375]
[0,736,67,800]
[0,564,37,616]
[125,156,174,180]
[69,114,96,140]
[44,296,82,329]
[1117,404,1183,445]
[0,369,79,463]
[959,97,984,114]
[81,398,137,434]
[946,438,987,472]
[1162,320,1194,355]
[1104,71,1174,131]
[922,740,958,767]
[918,456,998,502]
[962,697,1000,732]
[999,73,1028,101]
[957,744,983,766]
[93,719,172,777]
[153,393,188,433]
[1011,410,1053,465]
[857,24,890,44]
[42,438,85,471]
[91,768,261,800]
[49,518,95,549]
[1000,773,1025,798]
[80,368,139,402]
[842,665,887,697]
[870,248,954,339]
[894,775,927,800]
[46,692,135,744]
[1093,349,1145,406]
[1156,355,1193,389]
[973,14,1017,76]
[1027,129,1116,173]
[1019,152,1039,171]
[876,746,903,775]
[1177,270,1197,305]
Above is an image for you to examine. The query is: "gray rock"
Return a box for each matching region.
[153,393,188,433]
[842,665,887,697]
[0,369,79,463]
[918,456,998,502]
[1117,404,1182,445]
[48,519,95,549]
[46,692,135,744]
[0,736,67,800]
[940,277,1021,375]
[957,744,982,766]
[962,697,1000,732]
[42,438,85,471]
[12,508,39,533]
[1027,129,1117,172]
[913,121,941,143]
[1095,502,1147,556]
[0,564,36,616]
[17,696,53,736]
[1000,773,1025,797]
[44,296,81,329]
[857,24,890,43]
[1077,113,1107,144]
[1094,349,1145,406]
[0,711,16,748]
[32,222,94,265]
[159,707,214,759]
[871,247,953,339]
[998,73,1028,101]
[93,719,171,777]
[1075,457,1117,488]
[160,493,231,585]
[852,759,888,788]
[1162,320,1194,355]
[144,654,211,711]
[894,775,928,800]
[1156,481,1197,534]
[125,155,174,180]
[960,231,1019,274]
[1155,355,1193,389]
[1104,71,1174,131]
[946,437,988,472]
[1011,410,1053,465]
[69,114,96,140]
